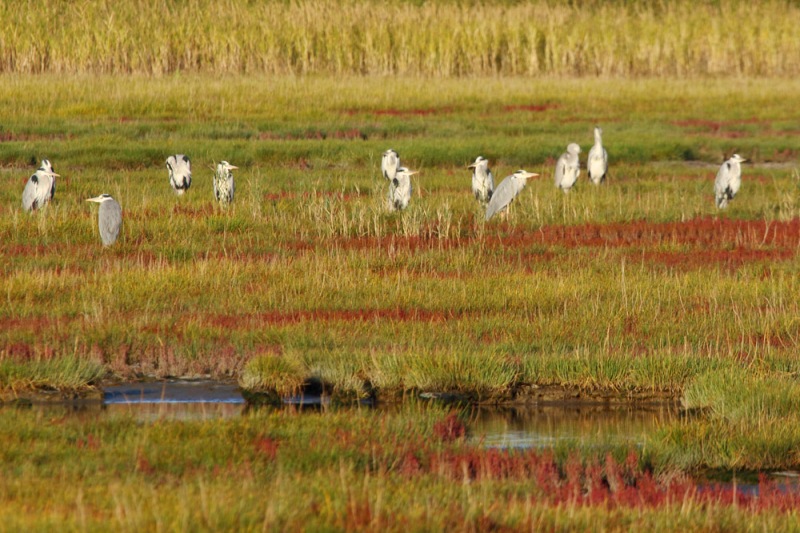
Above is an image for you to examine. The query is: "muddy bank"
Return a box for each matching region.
[243,382,681,407]
[1,380,680,407]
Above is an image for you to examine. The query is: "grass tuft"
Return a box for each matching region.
[0,355,105,393]
[238,355,307,397]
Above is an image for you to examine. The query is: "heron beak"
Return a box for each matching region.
[85,196,102,203]
[467,164,476,169]
[229,165,239,170]
[408,171,419,176]
[50,172,60,177]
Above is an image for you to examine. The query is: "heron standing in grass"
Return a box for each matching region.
[468,156,494,204]
[166,154,192,195]
[485,170,538,221]
[587,127,608,185]
[214,161,238,206]
[381,149,400,182]
[383,149,402,208]
[714,153,746,209]
[390,166,417,211]
[86,194,122,246]
[555,143,581,192]
[21,159,59,212]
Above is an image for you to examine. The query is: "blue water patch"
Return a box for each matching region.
[104,381,245,405]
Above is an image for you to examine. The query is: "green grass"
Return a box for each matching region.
[2,75,800,397]
[0,355,104,396]
[3,73,800,479]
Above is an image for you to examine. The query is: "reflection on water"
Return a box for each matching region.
[102,380,245,421]
[9,400,245,422]
[105,402,244,421]
[6,381,682,440]
[467,403,681,448]
[104,381,244,405]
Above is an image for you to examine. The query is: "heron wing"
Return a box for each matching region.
[381,152,398,181]
[381,156,389,180]
[485,176,514,220]
[21,176,38,211]
[589,144,607,168]
[396,174,412,200]
[589,145,608,182]
[471,170,481,197]
[170,155,192,191]
[714,162,731,197]
[99,200,123,246]
[392,174,412,210]
[554,154,567,187]
[568,153,581,183]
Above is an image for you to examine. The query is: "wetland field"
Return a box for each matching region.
[3,0,800,530]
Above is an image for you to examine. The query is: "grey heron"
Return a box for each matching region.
[21,159,59,212]
[485,170,538,221]
[587,127,608,185]
[555,143,581,192]
[86,194,122,246]
[390,166,417,211]
[468,156,494,204]
[382,149,400,182]
[214,161,237,205]
[714,154,746,209]
[166,154,192,195]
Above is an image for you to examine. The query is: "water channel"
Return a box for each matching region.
[10,380,800,493]
[22,380,681,447]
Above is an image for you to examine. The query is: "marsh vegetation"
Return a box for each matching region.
[2,0,800,527]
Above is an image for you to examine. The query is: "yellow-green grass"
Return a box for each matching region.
[0,70,788,481]
[2,75,800,404]
[2,0,800,77]
[0,355,104,398]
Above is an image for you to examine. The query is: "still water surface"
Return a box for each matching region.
[12,381,799,494]
[16,381,680,447]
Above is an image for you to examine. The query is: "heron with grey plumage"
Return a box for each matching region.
[381,149,400,182]
[21,159,59,212]
[389,166,417,211]
[714,154,746,209]
[555,143,581,192]
[587,127,608,185]
[166,154,192,195]
[468,156,494,205]
[86,194,122,246]
[485,170,538,221]
[214,161,238,206]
